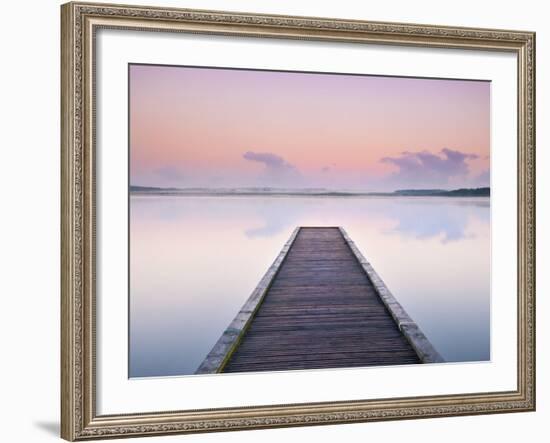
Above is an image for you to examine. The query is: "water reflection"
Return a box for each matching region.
[130,195,490,377]
[243,196,489,243]
[244,197,308,238]
[381,198,489,242]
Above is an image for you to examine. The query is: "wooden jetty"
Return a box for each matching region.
[196,227,443,374]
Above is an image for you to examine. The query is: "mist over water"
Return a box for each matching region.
[129,195,490,377]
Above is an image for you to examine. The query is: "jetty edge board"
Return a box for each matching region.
[195,226,443,375]
[338,227,444,364]
[194,227,301,374]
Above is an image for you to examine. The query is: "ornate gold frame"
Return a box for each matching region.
[61,2,536,440]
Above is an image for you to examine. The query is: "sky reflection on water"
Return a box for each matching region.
[130,195,490,377]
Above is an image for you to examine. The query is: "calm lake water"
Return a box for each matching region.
[129,195,490,377]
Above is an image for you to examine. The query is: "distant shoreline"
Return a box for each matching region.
[129,186,490,198]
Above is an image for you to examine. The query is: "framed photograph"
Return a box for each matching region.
[61,1,536,440]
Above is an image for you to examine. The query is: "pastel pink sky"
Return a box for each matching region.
[130,64,490,191]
